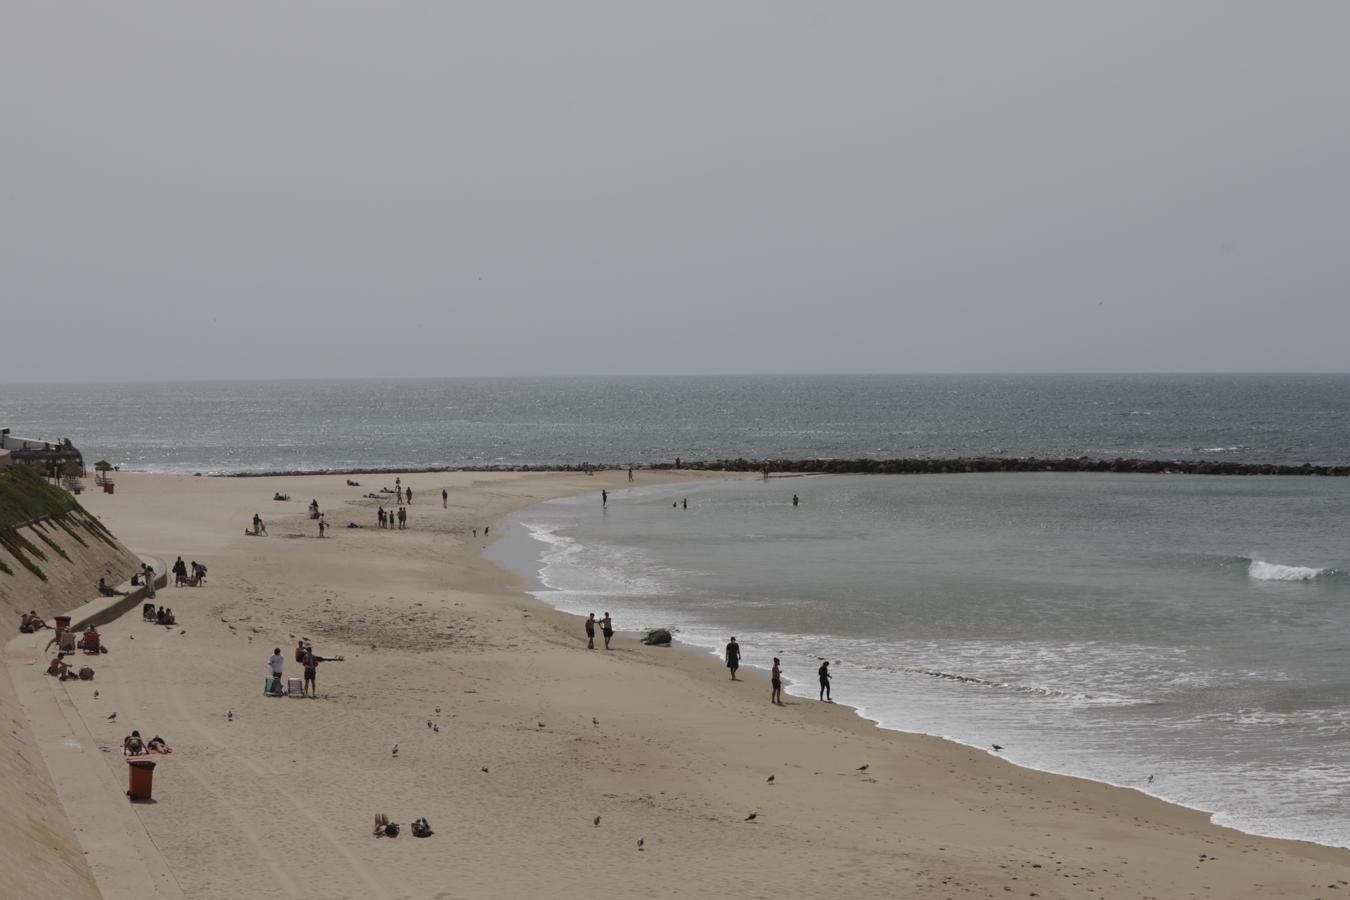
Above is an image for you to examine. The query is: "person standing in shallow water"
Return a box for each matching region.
[601,612,614,650]
[585,613,596,650]
[771,658,783,705]
[601,489,608,509]
[818,661,832,702]
[725,637,741,680]
[792,494,799,507]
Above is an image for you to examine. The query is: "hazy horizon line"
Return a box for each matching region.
[4,371,1349,389]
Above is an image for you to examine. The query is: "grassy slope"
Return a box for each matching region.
[0,466,75,527]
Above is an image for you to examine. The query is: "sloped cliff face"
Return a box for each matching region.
[0,669,102,900]
[0,467,143,620]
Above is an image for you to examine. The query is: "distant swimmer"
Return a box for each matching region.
[818,661,832,702]
[725,636,741,680]
[771,658,783,705]
[792,494,799,507]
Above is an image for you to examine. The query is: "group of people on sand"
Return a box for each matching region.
[724,637,830,706]
[121,729,168,756]
[584,612,614,650]
[171,556,207,586]
[143,604,176,626]
[377,505,408,529]
[267,642,339,697]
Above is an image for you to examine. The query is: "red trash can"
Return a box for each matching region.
[104,482,115,494]
[127,759,156,801]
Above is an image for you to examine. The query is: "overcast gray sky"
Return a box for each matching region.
[3,2,1347,382]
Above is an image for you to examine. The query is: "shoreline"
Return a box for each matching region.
[493,493,1348,853]
[16,470,1350,898]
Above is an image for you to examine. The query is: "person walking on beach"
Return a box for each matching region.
[585,613,597,650]
[771,658,783,705]
[792,494,799,507]
[378,507,386,528]
[442,488,448,508]
[628,467,634,482]
[318,517,327,538]
[398,506,407,529]
[725,637,741,680]
[682,498,687,509]
[406,487,413,505]
[818,661,832,702]
[601,489,608,509]
[601,612,614,650]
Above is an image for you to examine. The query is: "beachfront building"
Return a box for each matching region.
[0,428,85,478]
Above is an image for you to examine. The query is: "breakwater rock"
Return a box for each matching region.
[654,457,1350,476]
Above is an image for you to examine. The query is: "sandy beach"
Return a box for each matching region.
[9,469,1350,899]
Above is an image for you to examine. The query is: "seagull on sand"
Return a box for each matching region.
[766,775,775,784]
[1147,775,1154,784]
[637,837,645,851]
[107,712,117,721]
[435,706,441,715]
[392,744,399,758]
[227,710,233,721]
[481,766,489,773]
[593,816,602,827]
[93,690,99,699]
[593,717,599,726]
[427,720,432,729]
[745,811,758,822]
[538,722,546,729]
[856,764,869,772]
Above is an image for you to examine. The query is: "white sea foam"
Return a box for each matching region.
[1248,559,1330,582]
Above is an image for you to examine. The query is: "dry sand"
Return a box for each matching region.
[11,470,1350,899]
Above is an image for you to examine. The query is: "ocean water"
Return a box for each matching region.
[488,473,1350,848]
[2,374,1349,473]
